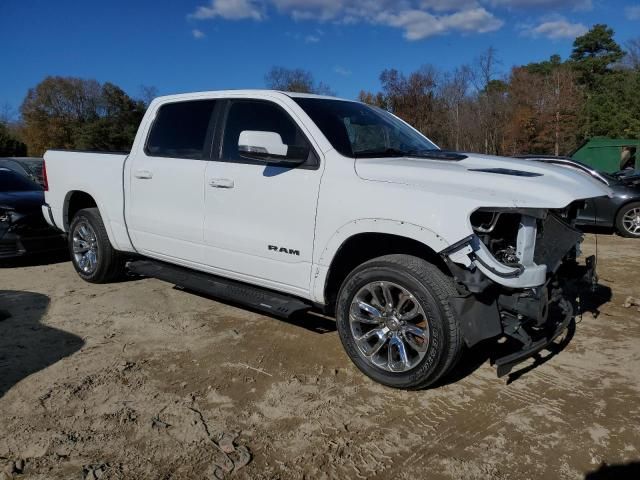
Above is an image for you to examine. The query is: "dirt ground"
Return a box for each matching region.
[1,234,640,480]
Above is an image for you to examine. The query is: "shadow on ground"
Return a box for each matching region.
[175,286,337,334]
[179,278,603,388]
[585,461,640,479]
[180,276,613,385]
[0,290,84,399]
[0,249,69,268]
[579,225,616,235]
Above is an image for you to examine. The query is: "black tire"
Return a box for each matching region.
[336,254,463,390]
[68,208,125,283]
[615,202,640,238]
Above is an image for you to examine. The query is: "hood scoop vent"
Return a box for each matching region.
[421,151,468,161]
[468,168,543,177]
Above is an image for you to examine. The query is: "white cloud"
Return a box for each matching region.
[285,29,324,43]
[187,0,601,42]
[378,7,503,40]
[488,0,592,10]
[192,29,206,39]
[521,17,587,39]
[272,0,344,21]
[420,0,480,11]
[190,0,264,21]
[626,5,640,20]
[440,7,504,33]
[189,0,505,39]
[334,65,352,76]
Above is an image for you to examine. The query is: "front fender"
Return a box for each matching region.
[311,218,450,304]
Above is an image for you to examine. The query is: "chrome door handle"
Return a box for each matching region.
[134,170,153,179]
[209,178,234,188]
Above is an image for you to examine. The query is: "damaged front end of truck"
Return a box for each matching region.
[442,202,597,377]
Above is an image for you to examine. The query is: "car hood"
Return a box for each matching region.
[355,153,613,209]
[0,190,45,212]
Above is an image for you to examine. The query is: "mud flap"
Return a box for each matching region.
[449,295,503,347]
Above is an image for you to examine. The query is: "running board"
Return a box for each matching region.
[127,260,312,318]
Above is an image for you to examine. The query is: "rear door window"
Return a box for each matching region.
[146,100,217,159]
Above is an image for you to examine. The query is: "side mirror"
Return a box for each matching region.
[238,130,308,166]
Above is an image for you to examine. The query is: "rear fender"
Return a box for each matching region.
[62,190,122,251]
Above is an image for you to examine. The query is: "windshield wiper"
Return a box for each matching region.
[354,147,422,158]
[353,148,468,161]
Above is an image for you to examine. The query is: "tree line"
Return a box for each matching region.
[1,23,638,157]
[1,79,155,157]
[269,24,640,157]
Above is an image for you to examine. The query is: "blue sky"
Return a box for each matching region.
[2,0,640,116]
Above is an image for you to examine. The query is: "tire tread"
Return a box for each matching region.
[616,201,640,238]
[336,254,463,389]
[69,208,125,283]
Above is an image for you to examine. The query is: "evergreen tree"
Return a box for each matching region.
[0,122,27,156]
[570,24,624,86]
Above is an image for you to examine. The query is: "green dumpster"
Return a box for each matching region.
[571,137,640,173]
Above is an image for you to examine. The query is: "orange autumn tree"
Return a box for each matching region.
[504,57,582,156]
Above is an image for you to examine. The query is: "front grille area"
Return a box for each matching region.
[534,213,583,273]
[0,239,21,257]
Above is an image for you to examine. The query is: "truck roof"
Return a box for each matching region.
[151,89,354,105]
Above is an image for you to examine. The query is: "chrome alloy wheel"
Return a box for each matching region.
[349,281,430,373]
[72,221,99,275]
[622,207,640,236]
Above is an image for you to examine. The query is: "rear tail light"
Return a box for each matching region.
[42,160,49,191]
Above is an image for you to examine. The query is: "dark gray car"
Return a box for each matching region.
[518,156,640,238]
[0,167,65,258]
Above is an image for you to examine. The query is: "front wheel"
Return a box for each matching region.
[335,254,463,389]
[68,208,125,283]
[616,202,640,238]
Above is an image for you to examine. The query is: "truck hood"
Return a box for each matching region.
[355,153,612,209]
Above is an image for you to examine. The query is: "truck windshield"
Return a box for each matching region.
[292,98,438,158]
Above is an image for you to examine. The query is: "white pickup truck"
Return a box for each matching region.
[43,90,610,389]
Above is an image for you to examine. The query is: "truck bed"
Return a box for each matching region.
[43,150,134,252]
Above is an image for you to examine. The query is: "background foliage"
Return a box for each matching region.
[2,24,640,157]
[355,24,638,156]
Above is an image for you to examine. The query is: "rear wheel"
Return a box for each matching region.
[616,202,640,238]
[68,208,124,283]
[335,254,463,389]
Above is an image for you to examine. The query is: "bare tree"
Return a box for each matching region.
[379,65,440,135]
[0,102,17,124]
[623,37,640,70]
[139,85,159,107]
[471,47,508,154]
[264,67,334,95]
[471,47,501,92]
[358,90,386,108]
[439,66,471,150]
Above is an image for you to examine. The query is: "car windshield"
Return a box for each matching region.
[292,98,438,158]
[0,168,41,192]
